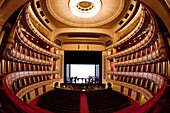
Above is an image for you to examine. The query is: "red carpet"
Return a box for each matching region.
[29,92,140,113]
[80,93,89,113]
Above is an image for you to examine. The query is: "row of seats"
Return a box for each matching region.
[86,89,130,113]
[37,88,130,113]
[12,74,51,93]
[37,89,80,113]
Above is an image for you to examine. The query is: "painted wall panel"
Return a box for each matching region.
[112,84,121,92]
[38,87,43,95]
[30,90,36,101]
[46,84,53,92]
[131,91,137,100]
[124,87,128,96]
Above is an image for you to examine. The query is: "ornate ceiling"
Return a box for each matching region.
[45,0,125,27]
[30,0,139,46]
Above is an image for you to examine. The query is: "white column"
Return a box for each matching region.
[0,30,5,45]
[140,79,143,86]
[154,85,159,94]
[149,81,153,91]
[168,60,170,77]
[131,78,134,83]
[24,78,27,86]
[135,78,138,85]
[145,80,148,88]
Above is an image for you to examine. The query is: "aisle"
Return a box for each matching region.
[80,93,89,113]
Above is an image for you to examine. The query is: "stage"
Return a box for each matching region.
[59,83,106,91]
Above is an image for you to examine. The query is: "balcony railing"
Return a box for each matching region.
[7,49,52,65]
[108,72,164,89]
[113,49,160,66]
[5,71,59,88]
[2,71,59,113]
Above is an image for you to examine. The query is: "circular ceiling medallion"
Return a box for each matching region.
[46,0,124,27]
[69,0,102,18]
[78,1,93,9]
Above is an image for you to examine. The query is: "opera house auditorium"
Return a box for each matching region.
[0,0,170,113]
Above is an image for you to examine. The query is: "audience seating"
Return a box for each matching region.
[37,88,80,113]
[86,89,130,113]
[37,88,130,113]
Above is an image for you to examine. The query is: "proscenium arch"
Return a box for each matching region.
[52,28,116,42]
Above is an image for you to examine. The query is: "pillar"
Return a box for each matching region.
[29,77,32,84]
[131,78,134,84]
[24,78,27,86]
[144,79,148,88]
[149,81,153,91]
[1,59,5,74]
[151,63,154,73]
[140,79,143,86]
[168,60,170,77]
[18,79,22,88]
[154,85,159,94]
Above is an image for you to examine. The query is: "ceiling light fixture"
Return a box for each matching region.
[69,0,102,18]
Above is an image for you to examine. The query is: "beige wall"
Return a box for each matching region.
[62,44,105,51]
[140,0,170,33]
[38,87,43,95]
[30,90,36,101]
[131,91,137,100]
[0,0,29,32]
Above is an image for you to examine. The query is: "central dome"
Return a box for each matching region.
[69,0,102,18]
[46,0,124,27]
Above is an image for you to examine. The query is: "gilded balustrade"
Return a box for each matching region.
[5,71,59,89]
[114,49,160,66]
[109,72,164,88]
[9,49,52,65]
